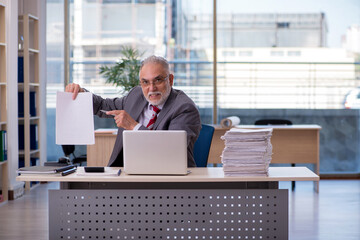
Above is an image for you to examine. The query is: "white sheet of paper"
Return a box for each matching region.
[56,92,95,145]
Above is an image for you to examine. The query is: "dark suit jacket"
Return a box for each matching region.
[92,86,201,167]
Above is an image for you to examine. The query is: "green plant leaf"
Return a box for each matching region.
[99,46,144,94]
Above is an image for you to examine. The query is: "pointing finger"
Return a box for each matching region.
[106,110,118,116]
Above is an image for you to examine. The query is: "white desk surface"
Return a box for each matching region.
[16,167,319,183]
[96,125,322,133]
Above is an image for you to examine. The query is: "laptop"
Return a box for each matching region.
[123,130,188,175]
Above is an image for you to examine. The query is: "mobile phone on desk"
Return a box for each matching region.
[84,167,105,173]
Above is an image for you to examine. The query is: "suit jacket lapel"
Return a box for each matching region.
[153,89,175,129]
[133,94,148,121]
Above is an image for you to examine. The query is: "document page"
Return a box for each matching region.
[56,92,95,145]
[76,167,120,176]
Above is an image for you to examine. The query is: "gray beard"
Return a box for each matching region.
[146,82,171,106]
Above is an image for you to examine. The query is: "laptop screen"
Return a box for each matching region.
[123,130,188,175]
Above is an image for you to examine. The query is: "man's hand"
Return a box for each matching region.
[65,83,84,100]
[106,110,138,130]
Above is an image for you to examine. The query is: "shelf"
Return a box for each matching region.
[29,117,40,123]
[19,48,39,54]
[18,83,40,91]
[29,48,39,54]
[18,82,40,86]
[0,43,5,46]
[18,48,40,54]
[30,149,40,155]
[18,116,40,122]
[19,149,40,156]
[0,82,6,86]
[18,14,39,21]
[0,122,6,126]
[28,14,39,21]
[0,161,7,166]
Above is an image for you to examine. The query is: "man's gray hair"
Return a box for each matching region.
[140,55,170,73]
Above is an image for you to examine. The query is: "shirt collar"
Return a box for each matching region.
[147,102,164,111]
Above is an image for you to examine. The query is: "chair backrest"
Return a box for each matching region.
[254,119,292,125]
[61,145,87,166]
[62,145,75,157]
[193,124,215,167]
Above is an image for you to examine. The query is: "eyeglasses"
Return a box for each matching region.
[140,75,169,87]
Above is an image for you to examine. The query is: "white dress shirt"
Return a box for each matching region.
[133,103,164,130]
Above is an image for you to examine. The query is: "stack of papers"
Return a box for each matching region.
[221,128,273,176]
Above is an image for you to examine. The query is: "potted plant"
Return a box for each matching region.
[99,46,143,94]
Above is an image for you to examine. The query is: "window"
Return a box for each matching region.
[46,0,360,174]
[217,0,360,174]
[239,51,252,57]
[222,50,235,57]
[277,22,290,28]
[46,0,66,160]
[287,50,301,56]
[270,51,284,56]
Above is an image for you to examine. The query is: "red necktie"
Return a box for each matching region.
[146,105,160,130]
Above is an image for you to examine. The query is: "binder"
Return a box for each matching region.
[0,130,7,162]
[17,165,77,175]
[18,124,38,150]
[18,91,36,117]
[18,56,24,83]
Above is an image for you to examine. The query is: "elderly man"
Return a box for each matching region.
[66,55,201,167]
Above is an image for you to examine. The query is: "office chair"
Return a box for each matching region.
[254,119,292,125]
[61,145,87,166]
[254,118,296,190]
[193,124,215,167]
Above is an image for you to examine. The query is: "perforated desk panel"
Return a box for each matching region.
[49,189,288,240]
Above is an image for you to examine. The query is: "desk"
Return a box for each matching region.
[17,167,318,240]
[88,125,321,166]
[88,125,321,191]
[87,128,117,167]
[209,125,321,192]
